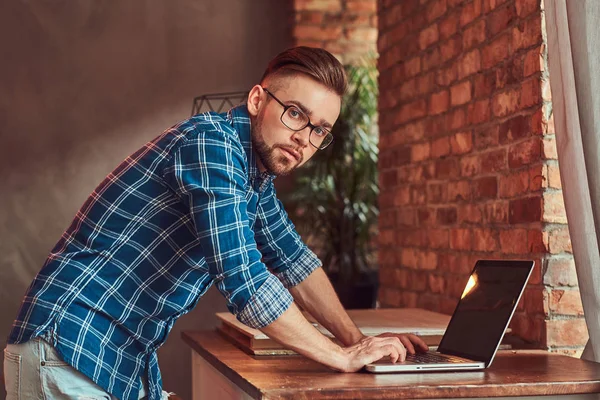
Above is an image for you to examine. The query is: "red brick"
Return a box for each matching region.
[499,228,528,254]
[418,72,436,94]
[393,186,411,206]
[543,136,558,160]
[548,226,572,254]
[543,191,567,224]
[437,64,458,86]
[431,137,451,157]
[423,48,442,72]
[418,207,437,225]
[294,25,343,41]
[294,0,343,12]
[495,55,524,89]
[448,180,471,202]
[427,0,448,22]
[521,78,542,109]
[474,125,499,149]
[463,19,486,49]
[460,154,481,177]
[472,176,498,199]
[545,319,588,347]
[450,228,472,250]
[457,49,481,79]
[474,70,496,98]
[440,35,463,63]
[395,98,427,125]
[439,11,460,39]
[508,137,542,168]
[460,0,482,26]
[483,0,510,12]
[512,14,543,51]
[487,3,516,36]
[543,258,578,287]
[528,229,547,253]
[436,158,460,179]
[482,34,510,69]
[388,122,426,146]
[524,45,544,77]
[450,131,473,154]
[427,182,448,203]
[428,274,447,294]
[509,196,542,223]
[347,0,378,12]
[430,90,450,115]
[378,287,401,307]
[397,208,417,227]
[428,228,450,248]
[511,314,544,344]
[483,201,508,224]
[450,80,472,106]
[467,99,490,125]
[524,287,547,315]
[447,107,467,130]
[404,56,422,78]
[411,185,427,205]
[381,170,398,187]
[346,27,378,42]
[412,142,432,162]
[550,290,584,316]
[542,78,552,101]
[379,229,395,245]
[296,11,325,25]
[529,163,547,191]
[437,207,458,225]
[492,88,520,117]
[473,228,499,251]
[458,203,482,223]
[499,114,530,144]
[499,170,529,198]
[419,24,440,49]
[480,148,507,173]
[547,163,562,188]
[516,0,540,18]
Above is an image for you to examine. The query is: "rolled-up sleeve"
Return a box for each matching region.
[163,127,292,328]
[254,183,322,288]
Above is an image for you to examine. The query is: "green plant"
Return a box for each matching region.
[283,60,379,284]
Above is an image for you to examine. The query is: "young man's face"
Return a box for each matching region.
[247,74,341,176]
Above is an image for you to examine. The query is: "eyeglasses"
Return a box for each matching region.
[262,87,334,150]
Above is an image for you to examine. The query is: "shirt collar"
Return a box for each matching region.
[226,104,275,190]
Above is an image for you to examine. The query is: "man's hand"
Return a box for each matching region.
[339,333,429,372]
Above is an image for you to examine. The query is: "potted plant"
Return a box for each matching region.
[282,60,379,309]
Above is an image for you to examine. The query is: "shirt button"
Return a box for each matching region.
[41,361,46,366]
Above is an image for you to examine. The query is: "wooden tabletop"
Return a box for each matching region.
[182,331,600,399]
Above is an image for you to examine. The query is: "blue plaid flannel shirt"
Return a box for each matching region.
[8,105,321,400]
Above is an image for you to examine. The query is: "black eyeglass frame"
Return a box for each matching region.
[262,87,334,150]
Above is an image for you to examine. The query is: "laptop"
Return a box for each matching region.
[366,259,534,373]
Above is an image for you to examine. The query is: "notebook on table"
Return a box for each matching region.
[366,259,534,373]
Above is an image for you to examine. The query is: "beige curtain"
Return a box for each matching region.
[545,0,600,362]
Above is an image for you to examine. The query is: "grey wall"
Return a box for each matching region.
[0,1,292,399]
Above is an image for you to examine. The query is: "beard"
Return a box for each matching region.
[251,112,303,176]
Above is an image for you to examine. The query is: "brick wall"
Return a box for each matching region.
[377,0,587,353]
[293,0,378,64]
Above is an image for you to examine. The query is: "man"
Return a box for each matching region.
[4,47,427,400]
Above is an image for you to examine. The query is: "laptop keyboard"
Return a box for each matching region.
[405,352,467,364]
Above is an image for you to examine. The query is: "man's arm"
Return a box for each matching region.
[289,266,363,346]
[290,267,429,354]
[260,300,408,372]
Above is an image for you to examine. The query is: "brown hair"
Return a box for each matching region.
[260,46,347,96]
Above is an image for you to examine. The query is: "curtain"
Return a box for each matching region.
[545,0,600,362]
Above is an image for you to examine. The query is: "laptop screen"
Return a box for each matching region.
[437,260,534,365]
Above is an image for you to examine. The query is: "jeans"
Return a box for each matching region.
[3,338,173,399]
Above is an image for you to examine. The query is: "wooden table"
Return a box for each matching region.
[182,331,600,400]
